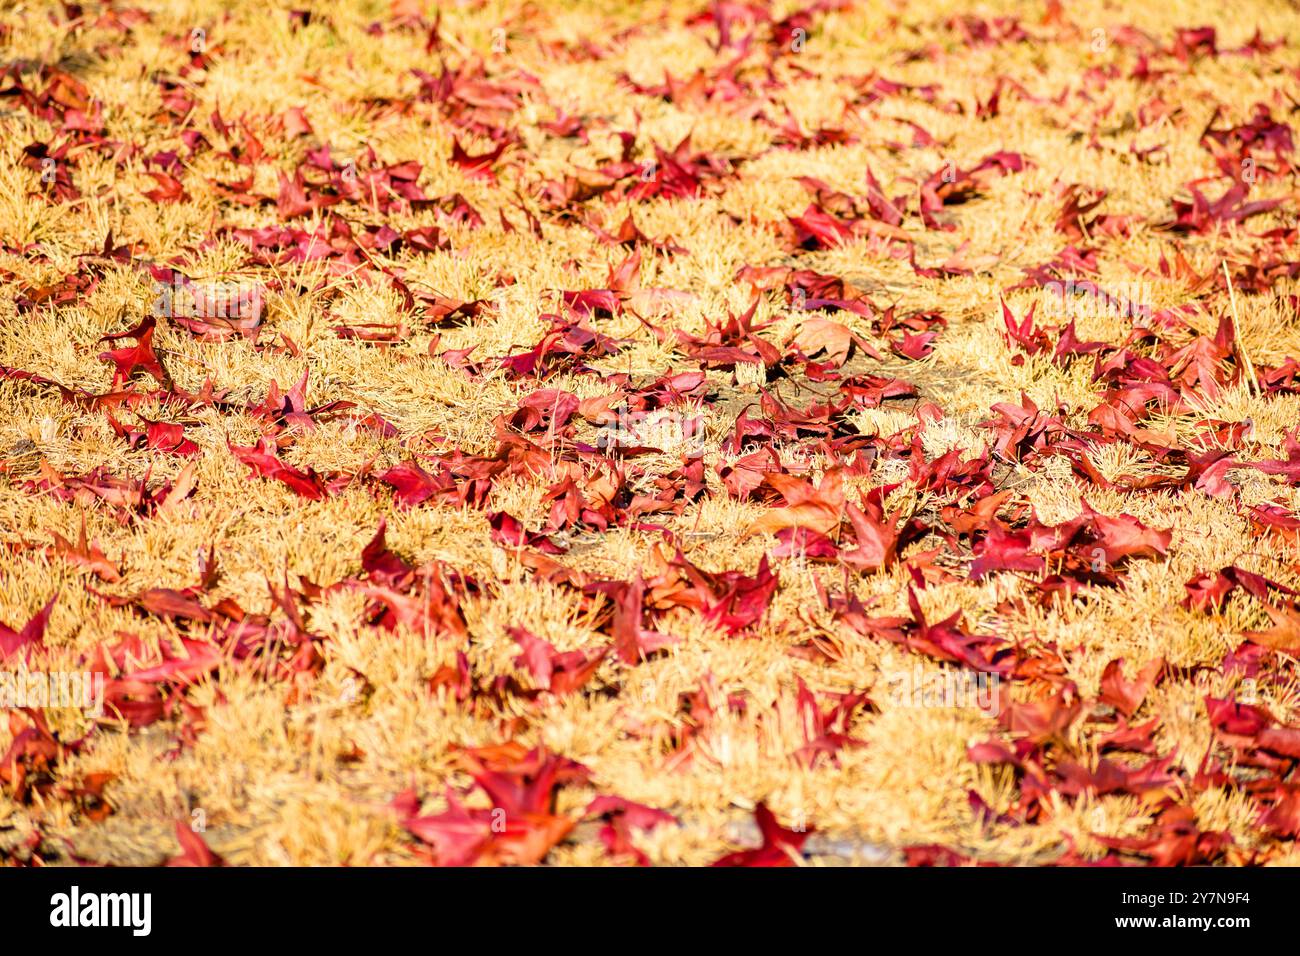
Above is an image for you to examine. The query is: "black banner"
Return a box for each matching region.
[0,866,1269,943]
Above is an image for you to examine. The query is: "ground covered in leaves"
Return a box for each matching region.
[2,0,1300,867]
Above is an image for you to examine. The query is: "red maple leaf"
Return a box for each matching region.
[0,595,57,661]
[228,439,330,499]
[585,796,677,865]
[450,139,507,182]
[98,316,167,386]
[712,803,812,867]
[1098,658,1164,717]
[166,821,226,866]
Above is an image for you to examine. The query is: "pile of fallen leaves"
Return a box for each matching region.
[2,0,1300,866]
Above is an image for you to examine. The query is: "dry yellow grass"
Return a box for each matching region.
[2,0,1300,866]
